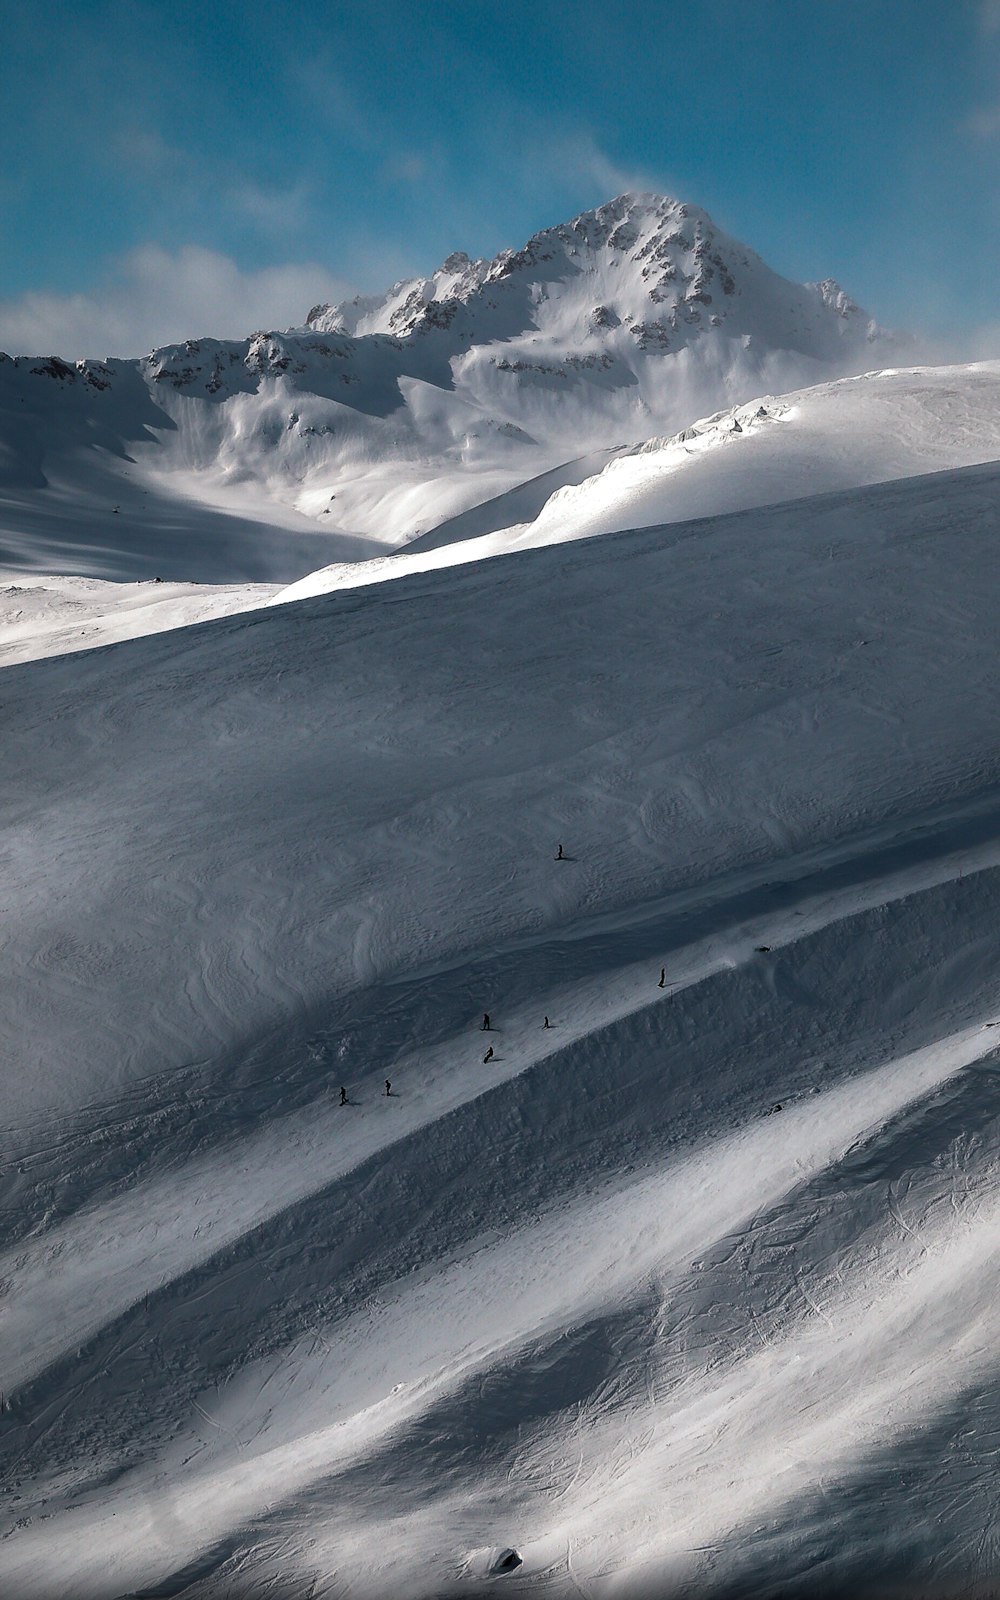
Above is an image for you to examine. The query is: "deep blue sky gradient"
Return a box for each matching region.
[3,0,997,339]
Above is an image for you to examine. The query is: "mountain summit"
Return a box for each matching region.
[306,192,886,367]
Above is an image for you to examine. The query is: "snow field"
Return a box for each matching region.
[0,572,277,666]
[5,859,1000,1599]
[6,453,1000,1134]
[5,429,1000,1594]
[3,803,998,1399]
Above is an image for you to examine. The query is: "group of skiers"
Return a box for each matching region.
[335,842,679,1101]
[341,987,672,1098]
[338,1079,393,1106]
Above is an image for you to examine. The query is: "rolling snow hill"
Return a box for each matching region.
[270,360,1000,605]
[0,193,903,579]
[413,359,1000,554]
[4,449,1000,1597]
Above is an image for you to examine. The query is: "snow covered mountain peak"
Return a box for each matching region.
[301,191,725,340]
[303,191,888,362]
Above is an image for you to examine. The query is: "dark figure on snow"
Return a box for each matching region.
[555,843,565,860]
[543,1016,551,1029]
[339,1086,348,1106]
[658,968,665,988]
[385,1079,392,1096]
[484,1045,494,1063]
[482,1012,491,1030]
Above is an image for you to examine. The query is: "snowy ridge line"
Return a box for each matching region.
[1,1022,995,1599]
[274,365,1000,595]
[2,818,999,1400]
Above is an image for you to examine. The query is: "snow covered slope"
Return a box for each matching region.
[0,573,276,667]
[0,352,381,582]
[6,360,1000,666]
[450,359,1000,553]
[272,360,1000,603]
[4,454,1000,1596]
[0,194,903,574]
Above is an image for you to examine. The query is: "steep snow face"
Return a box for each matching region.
[0,195,905,564]
[0,351,382,581]
[291,193,900,518]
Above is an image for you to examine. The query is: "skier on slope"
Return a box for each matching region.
[658,968,665,988]
[339,1086,348,1106]
[484,1045,494,1063]
[385,1079,392,1096]
[482,1012,491,1030]
[555,843,565,860]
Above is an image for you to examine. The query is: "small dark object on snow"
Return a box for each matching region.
[658,967,665,988]
[555,843,564,860]
[339,1086,348,1106]
[484,1045,494,1063]
[491,1548,522,1575]
[482,1012,491,1030]
[154,575,163,583]
[385,1079,391,1096]
[543,1016,551,1028]
[756,946,771,953]
[768,1102,783,1114]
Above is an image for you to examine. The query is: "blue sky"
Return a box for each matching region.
[2,0,998,354]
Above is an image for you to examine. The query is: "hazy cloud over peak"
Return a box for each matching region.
[0,245,353,361]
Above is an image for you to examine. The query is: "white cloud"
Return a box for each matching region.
[224,180,313,234]
[558,133,665,201]
[0,245,355,360]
